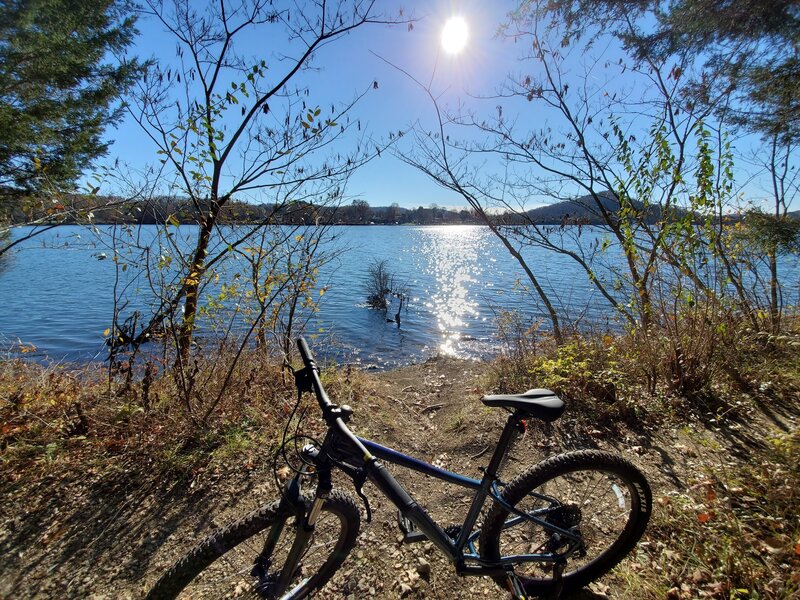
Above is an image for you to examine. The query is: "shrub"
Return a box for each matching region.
[365,259,393,309]
[490,315,637,422]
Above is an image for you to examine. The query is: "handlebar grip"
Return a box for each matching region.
[297,337,315,369]
[296,337,334,413]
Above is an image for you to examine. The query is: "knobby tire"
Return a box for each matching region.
[146,490,360,599]
[480,450,652,596]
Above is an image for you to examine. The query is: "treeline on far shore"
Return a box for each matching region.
[2,193,483,226]
[5,192,795,229]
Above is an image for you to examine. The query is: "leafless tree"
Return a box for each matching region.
[122,0,404,365]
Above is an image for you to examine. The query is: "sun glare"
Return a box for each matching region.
[441,16,468,55]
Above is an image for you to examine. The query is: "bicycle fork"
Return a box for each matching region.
[255,470,330,598]
[274,495,326,594]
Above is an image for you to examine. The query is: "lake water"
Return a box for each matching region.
[1,224,794,368]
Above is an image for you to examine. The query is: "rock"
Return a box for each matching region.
[413,578,429,593]
[416,557,431,580]
[399,582,414,597]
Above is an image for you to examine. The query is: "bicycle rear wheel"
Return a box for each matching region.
[146,490,360,599]
[480,450,651,596]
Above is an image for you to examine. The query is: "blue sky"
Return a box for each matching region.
[103,0,521,210]
[99,0,786,213]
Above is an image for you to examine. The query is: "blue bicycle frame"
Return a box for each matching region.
[293,337,580,582]
[342,417,582,577]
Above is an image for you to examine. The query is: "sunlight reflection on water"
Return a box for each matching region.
[11,223,786,368]
[414,226,486,356]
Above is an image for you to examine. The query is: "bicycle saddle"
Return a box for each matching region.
[481,388,565,422]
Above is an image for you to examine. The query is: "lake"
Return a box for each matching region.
[1,224,793,368]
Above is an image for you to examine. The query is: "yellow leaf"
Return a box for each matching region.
[103,328,111,337]
[295,235,303,242]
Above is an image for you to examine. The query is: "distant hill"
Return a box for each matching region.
[523,193,800,225]
[521,191,674,225]
[7,189,788,227]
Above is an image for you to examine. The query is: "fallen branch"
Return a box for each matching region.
[469,446,490,460]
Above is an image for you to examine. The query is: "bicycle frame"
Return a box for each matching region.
[357,422,581,574]
[144,337,648,600]
[289,337,580,589]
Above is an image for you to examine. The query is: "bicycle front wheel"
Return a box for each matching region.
[480,450,651,596]
[146,490,360,599]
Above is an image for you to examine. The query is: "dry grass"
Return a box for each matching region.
[613,430,800,599]
[486,317,800,599]
[1,323,798,599]
[0,350,306,481]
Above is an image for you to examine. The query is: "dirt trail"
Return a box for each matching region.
[0,356,794,599]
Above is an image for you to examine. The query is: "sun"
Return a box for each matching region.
[441,16,468,55]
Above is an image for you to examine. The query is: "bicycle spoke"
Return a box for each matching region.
[496,467,638,580]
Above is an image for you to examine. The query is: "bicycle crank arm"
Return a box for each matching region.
[506,571,528,600]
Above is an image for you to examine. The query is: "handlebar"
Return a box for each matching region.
[296,337,373,460]
[296,337,315,368]
[296,337,334,414]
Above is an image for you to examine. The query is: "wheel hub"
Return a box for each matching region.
[544,504,583,554]
[546,503,582,529]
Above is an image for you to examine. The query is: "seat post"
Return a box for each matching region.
[454,411,524,552]
[485,412,522,479]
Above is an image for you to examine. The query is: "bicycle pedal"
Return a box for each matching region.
[396,511,427,543]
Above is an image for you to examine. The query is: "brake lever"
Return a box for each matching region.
[353,469,373,523]
[294,366,313,395]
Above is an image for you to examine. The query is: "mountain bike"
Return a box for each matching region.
[147,338,652,599]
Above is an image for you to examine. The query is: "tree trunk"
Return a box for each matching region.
[769,249,780,333]
[177,204,220,366]
[490,222,563,344]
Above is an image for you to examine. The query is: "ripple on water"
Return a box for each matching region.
[0,224,681,366]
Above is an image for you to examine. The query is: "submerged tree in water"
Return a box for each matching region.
[365,259,393,310]
[365,258,409,326]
